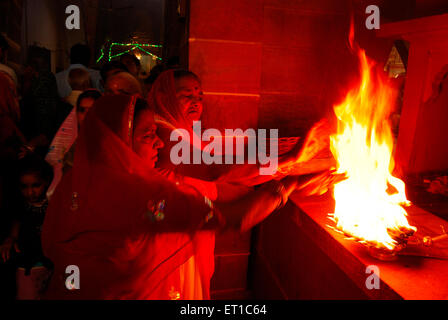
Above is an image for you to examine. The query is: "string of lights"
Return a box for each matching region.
[96,42,163,63]
[96,46,105,64]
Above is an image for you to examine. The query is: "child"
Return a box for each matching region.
[0,155,53,299]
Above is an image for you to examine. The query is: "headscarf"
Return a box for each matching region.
[147,69,191,130]
[42,94,222,299]
[147,70,220,180]
[147,70,302,184]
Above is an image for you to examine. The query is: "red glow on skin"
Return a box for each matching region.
[133,110,164,168]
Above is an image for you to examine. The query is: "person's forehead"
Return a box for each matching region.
[176,76,200,90]
[135,109,156,128]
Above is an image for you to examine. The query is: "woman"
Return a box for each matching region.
[148,69,333,191]
[41,94,300,299]
[146,70,338,299]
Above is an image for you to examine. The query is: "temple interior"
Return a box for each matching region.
[1,0,448,301]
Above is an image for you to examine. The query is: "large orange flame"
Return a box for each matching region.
[329,46,416,250]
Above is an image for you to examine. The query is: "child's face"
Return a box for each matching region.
[19,173,47,205]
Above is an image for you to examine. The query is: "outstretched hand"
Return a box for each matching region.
[296,170,347,196]
[296,119,331,163]
[277,119,332,175]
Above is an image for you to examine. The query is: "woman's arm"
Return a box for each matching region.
[216,176,297,233]
[146,170,340,234]
[215,170,344,233]
[215,119,332,187]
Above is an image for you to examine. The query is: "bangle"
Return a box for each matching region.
[273,181,288,210]
[277,165,292,176]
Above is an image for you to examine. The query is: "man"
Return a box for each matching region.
[55,43,102,98]
[0,34,18,87]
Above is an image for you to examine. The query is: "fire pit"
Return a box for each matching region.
[327,24,417,254]
[329,223,415,261]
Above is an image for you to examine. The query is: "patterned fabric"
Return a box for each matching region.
[42,94,223,299]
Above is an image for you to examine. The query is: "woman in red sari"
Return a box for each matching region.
[148,69,333,188]
[145,70,338,299]
[41,94,300,299]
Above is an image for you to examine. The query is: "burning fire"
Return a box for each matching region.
[329,39,416,251]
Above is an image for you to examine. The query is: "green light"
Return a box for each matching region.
[111,42,162,48]
[135,45,162,61]
[101,42,163,63]
[96,47,105,64]
[109,47,135,60]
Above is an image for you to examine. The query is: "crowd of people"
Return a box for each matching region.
[0,36,335,300]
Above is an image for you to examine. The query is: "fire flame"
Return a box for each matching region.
[329,45,416,250]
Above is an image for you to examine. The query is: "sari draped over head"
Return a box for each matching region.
[41,94,222,300]
[147,69,220,180]
[147,69,191,131]
[147,69,304,185]
[147,69,243,159]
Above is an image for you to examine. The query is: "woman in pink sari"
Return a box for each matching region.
[41,94,300,299]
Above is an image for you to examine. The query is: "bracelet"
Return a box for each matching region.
[277,165,292,176]
[273,181,288,210]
